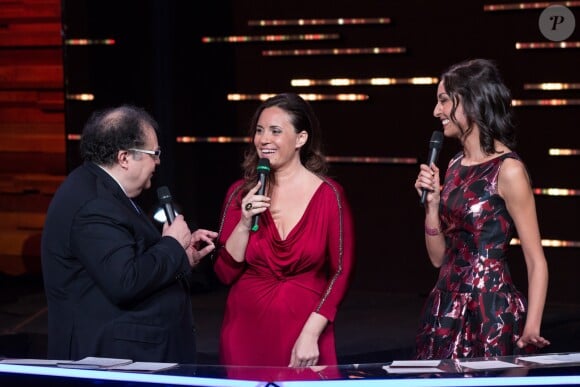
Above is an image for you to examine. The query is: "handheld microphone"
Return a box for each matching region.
[420,131,444,205]
[251,158,271,232]
[157,186,176,224]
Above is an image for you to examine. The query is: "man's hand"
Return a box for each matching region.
[186,229,218,267]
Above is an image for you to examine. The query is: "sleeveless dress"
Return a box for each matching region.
[415,151,531,359]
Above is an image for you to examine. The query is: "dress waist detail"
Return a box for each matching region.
[437,248,515,293]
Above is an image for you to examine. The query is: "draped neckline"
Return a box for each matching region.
[263,180,324,242]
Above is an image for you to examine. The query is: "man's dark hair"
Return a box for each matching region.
[79,105,159,166]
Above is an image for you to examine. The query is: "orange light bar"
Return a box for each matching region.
[533,188,580,196]
[177,136,251,143]
[291,77,438,87]
[549,148,580,156]
[64,39,116,45]
[524,83,580,90]
[248,17,391,27]
[263,47,406,56]
[67,134,81,140]
[511,238,580,248]
[512,99,580,106]
[325,156,417,165]
[227,93,369,101]
[66,94,94,101]
[484,1,580,11]
[516,41,580,49]
[201,34,339,43]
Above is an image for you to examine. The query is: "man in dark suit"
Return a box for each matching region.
[41,105,217,363]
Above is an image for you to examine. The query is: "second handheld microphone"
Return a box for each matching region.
[251,158,271,232]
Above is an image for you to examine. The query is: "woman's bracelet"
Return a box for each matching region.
[424,223,441,236]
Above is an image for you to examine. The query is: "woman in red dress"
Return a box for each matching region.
[213,93,355,369]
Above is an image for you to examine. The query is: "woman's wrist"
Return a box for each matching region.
[424,223,441,236]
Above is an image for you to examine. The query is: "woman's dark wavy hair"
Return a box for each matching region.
[442,58,516,154]
[240,93,327,195]
[79,105,159,166]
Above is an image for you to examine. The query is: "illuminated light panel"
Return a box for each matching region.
[485,1,580,11]
[325,156,417,165]
[291,77,438,87]
[516,41,580,49]
[549,148,580,156]
[533,188,580,196]
[177,136,251,144]
[248,17,391,27]
[201,34,339,43]
[524,83,580,90]
[66,93,94,101]
[511,99,580,106]
[67,134,81,141]
[511,238,580,248]
[227,93,368,101]
[64,39,116,45]
[263,47,406,56]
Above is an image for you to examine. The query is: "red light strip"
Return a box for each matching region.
[533,188,580,196]
[291,77,438,87]
[227,93,369,101]
[512,99,580,106]
[524,83,580,90]
[549,148,580,156]
[248,17,391,27]
[177,137,250,144]
[201,34,339,43]
[516,41,580,49]
[484,1,580,11]
[263,47,406,56]
[66,94,94,101]
[325,156,417,165]
[64,39,116,45]
[511,238,580,248]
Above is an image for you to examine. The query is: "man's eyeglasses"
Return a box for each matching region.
[129,148,161,159]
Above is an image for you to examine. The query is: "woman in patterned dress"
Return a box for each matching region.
[413,59,550,359]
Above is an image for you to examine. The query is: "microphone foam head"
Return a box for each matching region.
[157,186,172,204]
[429,131,444,150]
[257,158,270,174]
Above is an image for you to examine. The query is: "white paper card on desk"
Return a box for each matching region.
[110,362,178,372]
[57,357,133,369]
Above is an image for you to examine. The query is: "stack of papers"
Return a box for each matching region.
[383,360,444,374]
[0,357,177,372]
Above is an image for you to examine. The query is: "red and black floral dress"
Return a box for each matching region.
[415,151,532,359]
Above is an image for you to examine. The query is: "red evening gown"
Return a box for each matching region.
[214,177,355,367]
[415,151,533,359]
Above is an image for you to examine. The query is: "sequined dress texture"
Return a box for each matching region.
[415,151,532,359]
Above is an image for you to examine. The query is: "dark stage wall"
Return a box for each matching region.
[62,1,579,302]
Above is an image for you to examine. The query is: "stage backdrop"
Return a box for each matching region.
[61,0,579,302]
